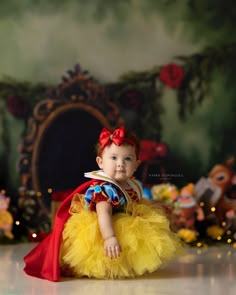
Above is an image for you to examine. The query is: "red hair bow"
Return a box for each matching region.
[99,126,126,149]
[99,126,139,157]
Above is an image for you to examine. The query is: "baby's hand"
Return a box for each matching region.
[104,236,121,259]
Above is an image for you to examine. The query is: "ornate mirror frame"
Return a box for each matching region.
[19,65,123,193]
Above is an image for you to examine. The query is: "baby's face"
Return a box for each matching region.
[96,143,141,186]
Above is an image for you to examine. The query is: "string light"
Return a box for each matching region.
[47,102,53,109]
[1,183,234,247]
[217,253,222,259]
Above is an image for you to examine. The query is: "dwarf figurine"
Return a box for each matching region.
[172,183,204,232]
[0,191,14,240]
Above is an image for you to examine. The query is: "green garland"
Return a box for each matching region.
[0,43,235,119]
[0,42,235,174]
[114,43,236,120]
[0,76,49,107]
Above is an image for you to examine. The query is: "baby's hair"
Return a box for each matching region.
[95,126,140,158]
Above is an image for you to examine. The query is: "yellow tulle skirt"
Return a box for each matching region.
[60,199,183,279]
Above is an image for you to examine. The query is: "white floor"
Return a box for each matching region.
[0,243,236,295]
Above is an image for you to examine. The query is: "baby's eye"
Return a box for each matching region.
[111,156,117,160]
[125,157,132,161]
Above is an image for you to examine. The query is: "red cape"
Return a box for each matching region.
[23,179,93,282]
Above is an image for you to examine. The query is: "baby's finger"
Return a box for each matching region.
[110,246,117,259]
[107,246,114,258]
[104,246,110,257]
[114,246,120,258]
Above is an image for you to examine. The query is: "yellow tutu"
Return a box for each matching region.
[60,199,183,279]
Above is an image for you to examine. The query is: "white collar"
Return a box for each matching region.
[84,170,142,202]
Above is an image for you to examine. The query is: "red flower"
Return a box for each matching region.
[155,142,168,158]
[6,95,30,118]
[159,64,185,88]
[140,140,168,161]
[119,89,143,109]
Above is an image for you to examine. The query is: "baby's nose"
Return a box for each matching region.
[117,160,124,167]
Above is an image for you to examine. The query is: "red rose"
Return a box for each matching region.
[140,140,168,161]
[119,89,143,109]
[159,64,185,88]
[6,95,30,118]
[155,142,168,158]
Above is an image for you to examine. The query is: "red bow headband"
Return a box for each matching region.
[99,126,138,157]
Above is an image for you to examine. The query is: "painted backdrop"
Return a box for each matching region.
[0,0,235,189]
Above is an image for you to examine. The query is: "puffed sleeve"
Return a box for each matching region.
[84,182,126,211]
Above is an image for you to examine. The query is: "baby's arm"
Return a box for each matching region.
[96,201,121,259]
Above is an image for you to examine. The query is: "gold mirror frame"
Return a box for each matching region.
[19,65,123,192]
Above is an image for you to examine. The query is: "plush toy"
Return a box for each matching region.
[0,191,14,240]
[150,183,179,221]
[17,187,50,235]
[151,183,179,205]
[172,183,204,235]
[194,157,236,230]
